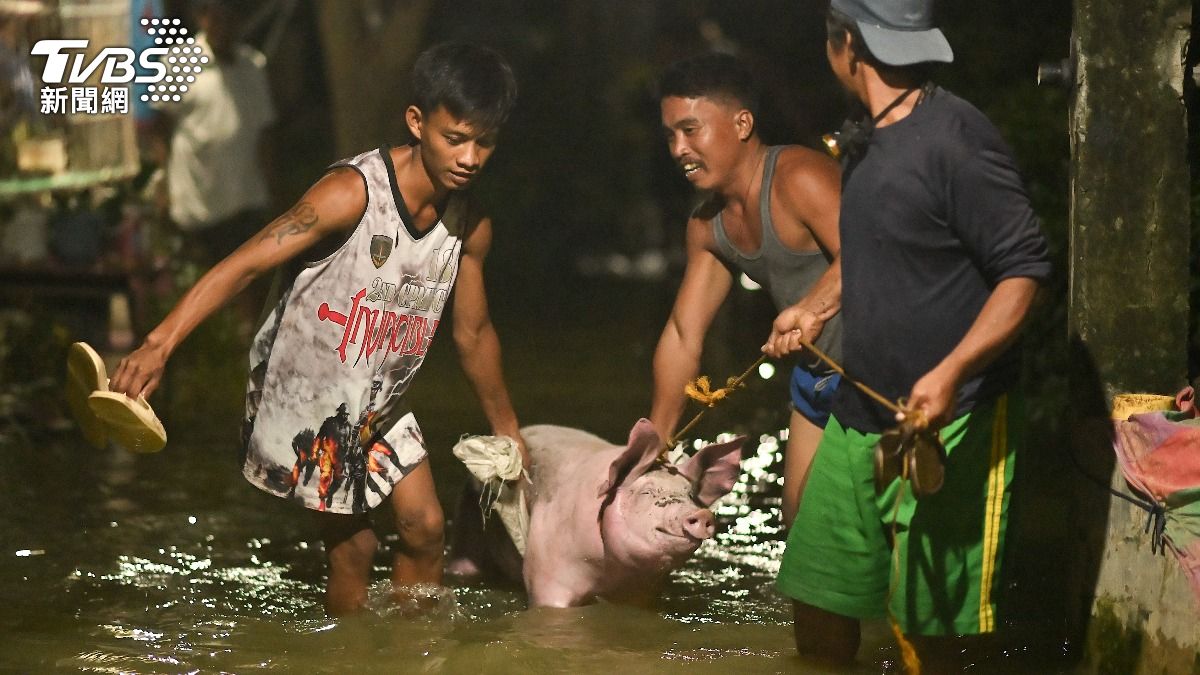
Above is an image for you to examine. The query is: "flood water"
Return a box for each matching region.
[1,279,1078,674]
[1,426,868,674]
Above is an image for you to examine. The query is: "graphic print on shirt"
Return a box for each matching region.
[241,146,465,514]
[317,260,454,368]
[286,405,425,513]
[370,234,392,268]
[284,248,457,511]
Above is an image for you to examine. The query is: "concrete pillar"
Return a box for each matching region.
[1068,0,1196,671]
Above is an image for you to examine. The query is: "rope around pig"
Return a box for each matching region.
[666,335,925,674]
[656,354,769,462]
[661,337,925,460]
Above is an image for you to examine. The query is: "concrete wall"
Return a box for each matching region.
[1088,480,1199,673]
[1069,0,1198,672]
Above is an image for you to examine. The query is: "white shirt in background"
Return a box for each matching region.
[161,34,276,230]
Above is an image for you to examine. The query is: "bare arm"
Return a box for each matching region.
[764,150,842,358]
[650,217,733,439]
[108,168,366,399]
[452,214,527,467]
[903,276,1041,428]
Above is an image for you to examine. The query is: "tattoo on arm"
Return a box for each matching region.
[261,202,319,244]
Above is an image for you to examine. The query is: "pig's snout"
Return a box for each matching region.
[682,509,715,540]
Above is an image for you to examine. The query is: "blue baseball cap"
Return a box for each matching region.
[830,0,954,66]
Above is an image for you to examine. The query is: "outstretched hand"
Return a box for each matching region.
[512,431,531,474]
[509,431,534,501]
[108,341,170,401]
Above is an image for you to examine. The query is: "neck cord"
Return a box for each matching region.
[867,84,919,131]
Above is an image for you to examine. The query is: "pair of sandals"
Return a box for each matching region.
[66,342,167,453]
[873,420,946,499]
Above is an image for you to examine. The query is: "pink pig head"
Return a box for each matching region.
[596,419,745,576]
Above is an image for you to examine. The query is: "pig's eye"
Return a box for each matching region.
[641,487,683,508]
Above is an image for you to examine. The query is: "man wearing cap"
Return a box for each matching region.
[771,0,1051,664]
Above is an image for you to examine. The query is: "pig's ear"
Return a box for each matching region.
[597,419,664,498]
[678,436,745,506]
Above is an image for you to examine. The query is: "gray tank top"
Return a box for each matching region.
[712,145,842,368]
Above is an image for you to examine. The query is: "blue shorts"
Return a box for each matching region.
[789,366,841,427]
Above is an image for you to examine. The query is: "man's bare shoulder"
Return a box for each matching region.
[457,192,489,235]
[774,145,840,181]
[319,164,368,189]
[299,166,369,232]
[684,196,723,251]
[453,194,499,258]
[773,145,841,209]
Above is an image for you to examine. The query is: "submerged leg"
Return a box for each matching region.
[388,457,445,588]
[792,600,861,664]
[317,511,377,616]
[446,479,488,580]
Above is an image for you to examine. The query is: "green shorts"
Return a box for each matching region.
[775,394,1020,636]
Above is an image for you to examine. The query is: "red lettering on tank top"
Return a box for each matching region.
[319,287,441,365]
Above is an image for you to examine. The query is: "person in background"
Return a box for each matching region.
[156,0,275,276]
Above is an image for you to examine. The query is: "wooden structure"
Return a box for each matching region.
[0,0,138,198]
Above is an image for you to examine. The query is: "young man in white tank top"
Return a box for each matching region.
[108,43,526,616]
[651,53,843,528]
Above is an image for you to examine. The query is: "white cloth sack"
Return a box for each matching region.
[451,435,530,555]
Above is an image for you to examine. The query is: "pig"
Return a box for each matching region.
[448,418,745,608]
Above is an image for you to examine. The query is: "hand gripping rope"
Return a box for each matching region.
[663,337,933,674]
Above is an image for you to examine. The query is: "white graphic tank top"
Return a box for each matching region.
[241,145,466,514]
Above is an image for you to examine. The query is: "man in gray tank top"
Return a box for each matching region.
[650,53,843,528]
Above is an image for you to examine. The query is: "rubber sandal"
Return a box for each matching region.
[874,424,947,499]
[873,427,905,495]
[908,432,947,498]
[87,391,167,453]
[66,341,109,449]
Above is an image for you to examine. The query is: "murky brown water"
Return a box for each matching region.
[1,280,1079,674]
[2,425,902,674]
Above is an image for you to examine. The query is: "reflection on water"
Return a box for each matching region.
[1,281,1077,674]
[0,423,1081,674]
[5,425,913,674]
